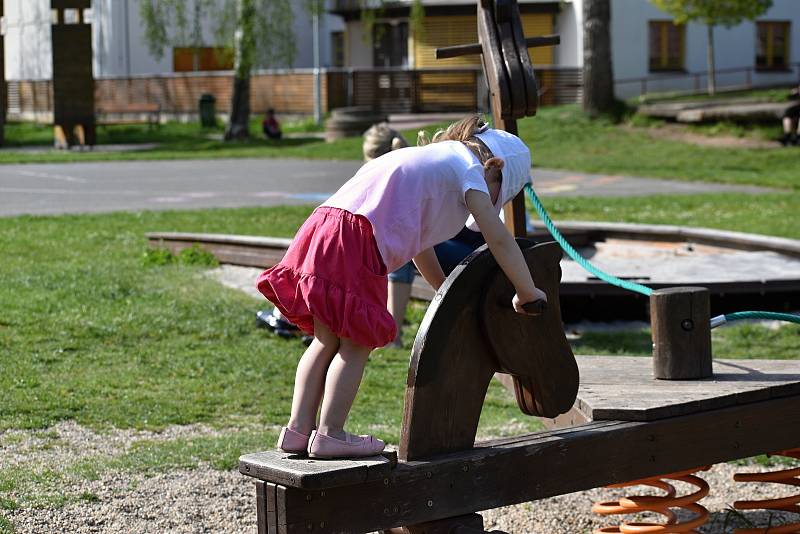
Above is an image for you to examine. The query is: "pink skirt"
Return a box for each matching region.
[256,206,396,349]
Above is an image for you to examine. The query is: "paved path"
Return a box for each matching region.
[0,158,773,217]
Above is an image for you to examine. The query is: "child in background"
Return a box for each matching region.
[780,84,800,146]
[262,108,282,140]
[256,116,547,459]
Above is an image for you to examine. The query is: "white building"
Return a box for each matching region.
[2,0,799,107]
[558,0,800,98]
[332,0,800,98]
[3,0,345,80]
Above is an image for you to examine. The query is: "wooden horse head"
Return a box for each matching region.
[400,0,577,463]
[399,240,579,461]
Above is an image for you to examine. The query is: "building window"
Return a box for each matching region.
[756,21,790,71]
[173,47,234,72]
[373,22,408,67]
[331,31,345,67]
[649,21,685,72]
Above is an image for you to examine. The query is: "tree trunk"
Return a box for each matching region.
[225,0,255,141]
[706,24,716,96]
[583,0,615,117]
[226,75,251,140]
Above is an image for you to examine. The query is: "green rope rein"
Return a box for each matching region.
[712,311,800,328]
[524,183,654,297]
[523,183,800,329]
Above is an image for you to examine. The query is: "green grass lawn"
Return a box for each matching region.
[1,104,798,525]
[2,105,798,191]
[2,194,797,431]
[519,106,799,190]
[0,196,798,515]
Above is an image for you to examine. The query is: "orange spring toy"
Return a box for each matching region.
[732,449,800,534]
[592,467,710,533]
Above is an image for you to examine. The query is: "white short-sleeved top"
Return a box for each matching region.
[322,141,489,272]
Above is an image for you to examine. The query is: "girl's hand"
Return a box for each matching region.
[513,287,548,315]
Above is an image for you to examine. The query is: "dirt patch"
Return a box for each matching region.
[625,123,779,149]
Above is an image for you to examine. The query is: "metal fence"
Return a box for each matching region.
[615,63,800,99]
[327,66,582,113]
[5,66,583,121]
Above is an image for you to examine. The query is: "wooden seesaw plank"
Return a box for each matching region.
[239,394,800,533]
[565,356,800,422]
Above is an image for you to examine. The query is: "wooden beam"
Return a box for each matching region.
[435,35,560,59]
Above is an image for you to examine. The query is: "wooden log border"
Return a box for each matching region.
[147,225,800,303]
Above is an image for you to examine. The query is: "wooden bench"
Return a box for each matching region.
[96,104,161,129]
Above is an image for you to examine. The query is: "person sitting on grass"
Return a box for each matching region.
[256,115,546,459]
[780,84,800,147]
[262,108,282,140]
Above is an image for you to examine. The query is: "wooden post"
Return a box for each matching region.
[51,0,95,148]
[435,0,559,238]
[650,287,713,380]
[392,4,571,532]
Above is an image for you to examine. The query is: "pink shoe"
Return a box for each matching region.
[307,430,385,459]
[276,427,310,454]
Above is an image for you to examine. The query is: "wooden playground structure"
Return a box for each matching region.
[239,2,800,532]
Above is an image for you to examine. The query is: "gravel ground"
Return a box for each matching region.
[4,269,795,533]
[5,458,798,533]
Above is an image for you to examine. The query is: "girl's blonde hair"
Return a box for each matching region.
[417,115,494,164]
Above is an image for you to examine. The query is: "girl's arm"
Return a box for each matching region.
[413,247,446,290]
[465,189,547,314]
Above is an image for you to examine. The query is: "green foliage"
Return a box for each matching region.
[140,0,297,72]
[139,0,217,59]
[177,245,219,267]
[142,245,219,267]
[142,247,175,267]
[356,1,425,45]
[650,0,773,27]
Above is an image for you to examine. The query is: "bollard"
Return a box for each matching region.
[650,286,713,380]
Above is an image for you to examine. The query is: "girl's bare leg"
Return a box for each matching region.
[317,337,372,440]
[387,280,412,347]
[286,318,340,435]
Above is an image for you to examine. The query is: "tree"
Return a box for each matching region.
[650,0,773,95]
[140,0,297,140]
[583,0,615,117]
